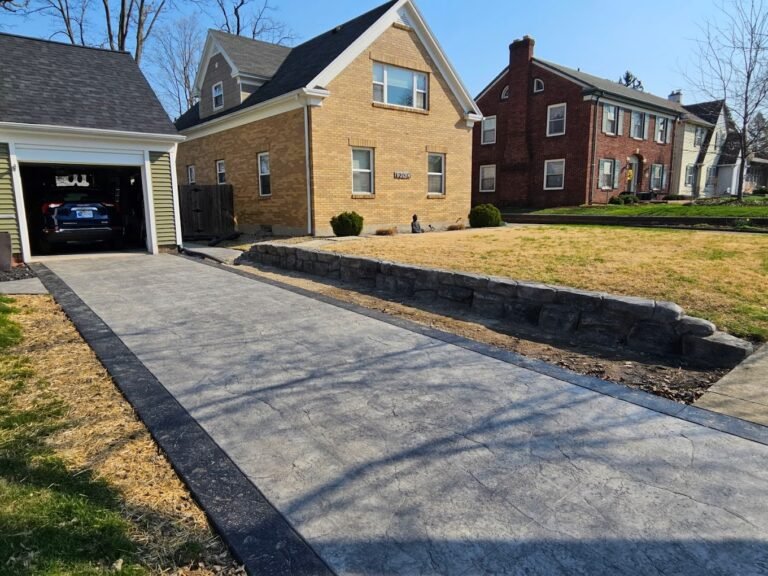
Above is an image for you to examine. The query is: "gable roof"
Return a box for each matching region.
[684,100,724,125]
[208,30,291,80]
[0,33,177,136]
[177,0,481,133]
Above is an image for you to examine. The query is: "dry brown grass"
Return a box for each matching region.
[321,225,768,341]
[8,295,243,575]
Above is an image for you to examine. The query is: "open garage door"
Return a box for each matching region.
[20,164,147,256]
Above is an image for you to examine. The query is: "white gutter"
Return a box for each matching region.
[304,105,313,235]
[0,121,185,143]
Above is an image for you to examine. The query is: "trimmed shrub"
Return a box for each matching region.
[665,194,688,201]
[375,227,398,236]
[468,204,502,228]
[608,195,625,205]
[330,211,364,237]
[753,187,768,196]
[619,193,640,204]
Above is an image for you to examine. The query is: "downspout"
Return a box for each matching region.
[303,105,313,236]
[587,91,603,205]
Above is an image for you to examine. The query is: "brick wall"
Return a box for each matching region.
[473,38,677,208]
[176,109,308,235]
[310,24,473,235]
[199,54,242,120]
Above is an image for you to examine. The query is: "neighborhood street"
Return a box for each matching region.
[43,254,768,576]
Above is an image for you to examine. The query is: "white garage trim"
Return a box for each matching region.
[143,150,159,255]
[8,142,31,262]
[14,143,145,166]
[169,146,183,246]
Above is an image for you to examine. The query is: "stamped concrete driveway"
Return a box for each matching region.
[44,254,768,576]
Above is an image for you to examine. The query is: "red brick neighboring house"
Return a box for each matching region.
[472,37,698,208]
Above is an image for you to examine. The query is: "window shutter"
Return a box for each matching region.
[601,105,607,133]
[613,159,621,189]
[643,113,650,140]
[666,120,673,144]
[617,109,624,136]
[662,165,668,190]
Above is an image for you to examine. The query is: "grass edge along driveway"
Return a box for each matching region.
[321,225,768,342]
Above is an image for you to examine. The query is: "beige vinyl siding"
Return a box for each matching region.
[149,151,177,246]
[0,144,21,253]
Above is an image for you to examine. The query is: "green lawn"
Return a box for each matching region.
[0,297,145,576]
[521,197,768,218]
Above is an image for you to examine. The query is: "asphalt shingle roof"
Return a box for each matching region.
[176,0,398,131]
[684,100,725,126]
[0,33,177,135]
[209,30,291,79]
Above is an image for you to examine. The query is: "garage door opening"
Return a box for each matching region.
[20,164,147,256]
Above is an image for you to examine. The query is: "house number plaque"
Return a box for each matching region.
[394,171,411,180]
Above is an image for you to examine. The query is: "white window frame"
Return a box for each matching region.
[706,165,717,185]
[479,164,496,193]
[372,62,428,111]
[500,86,510,100]
[351,148,374,195]
[543,159,565,190]
[216,160,226,185]
[187,165,196,185]
[685,165,695,187]
[694,126,706,147]
[599,159,615,190]
[427,153,446,196]
[603,104,617,135]
[656,117,669,143]
[650,164,664,191]
[631,111,645,140]
[546,103,566,137]
[258,152,271,197]
[533,78,544,93]
[212,82,224,110]
[481,116,497,145]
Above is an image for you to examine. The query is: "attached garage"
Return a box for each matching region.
[0,33,184,262]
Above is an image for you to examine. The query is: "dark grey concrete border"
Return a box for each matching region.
[30,263,335,576]
[182,254,768,448]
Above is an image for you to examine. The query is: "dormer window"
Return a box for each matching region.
[533,78,544,93]
[373,62,428,110]
[500,85,509,100]
[212,82,224,110]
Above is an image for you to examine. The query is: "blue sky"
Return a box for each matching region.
[0,0,721,105]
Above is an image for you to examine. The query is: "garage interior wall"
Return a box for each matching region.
[0,144,21,253]
[149,151,177,246]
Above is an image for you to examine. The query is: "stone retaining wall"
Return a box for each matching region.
[236,244,754,368]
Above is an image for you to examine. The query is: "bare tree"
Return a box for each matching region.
[0,0,31,13]
[7,0,168,63]
[195,0,293,43]
[149,16,202,117]
[690,0,768,199]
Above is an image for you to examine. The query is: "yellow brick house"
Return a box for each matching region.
[175,0,482,236]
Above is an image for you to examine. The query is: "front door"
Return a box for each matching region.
[627,155,640,193]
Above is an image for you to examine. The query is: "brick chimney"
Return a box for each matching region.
[504,36,534,169]
[668,90,683,104]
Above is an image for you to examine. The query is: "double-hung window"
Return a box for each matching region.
[187,165,196,185]
[479,165,496,193]
[706,165,718,184]
[603,105,617,135]
[599,159,617,189]
[481,116,496,145]
[694,127,706,147]
[547,104,566,136]
[372,62,428,110]
[685,165,696,187]
[216,160,226,185]
[656,117,669,143]
[427,153,445,195]
[352,148,374,194]
[650,164,664,190]
[212,82,224,110]
[631,111,645,139]
[544,159,565,190]
[258,152,271,197]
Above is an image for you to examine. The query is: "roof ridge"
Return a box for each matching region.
[0,31,131,55]
[209,29,292,50]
